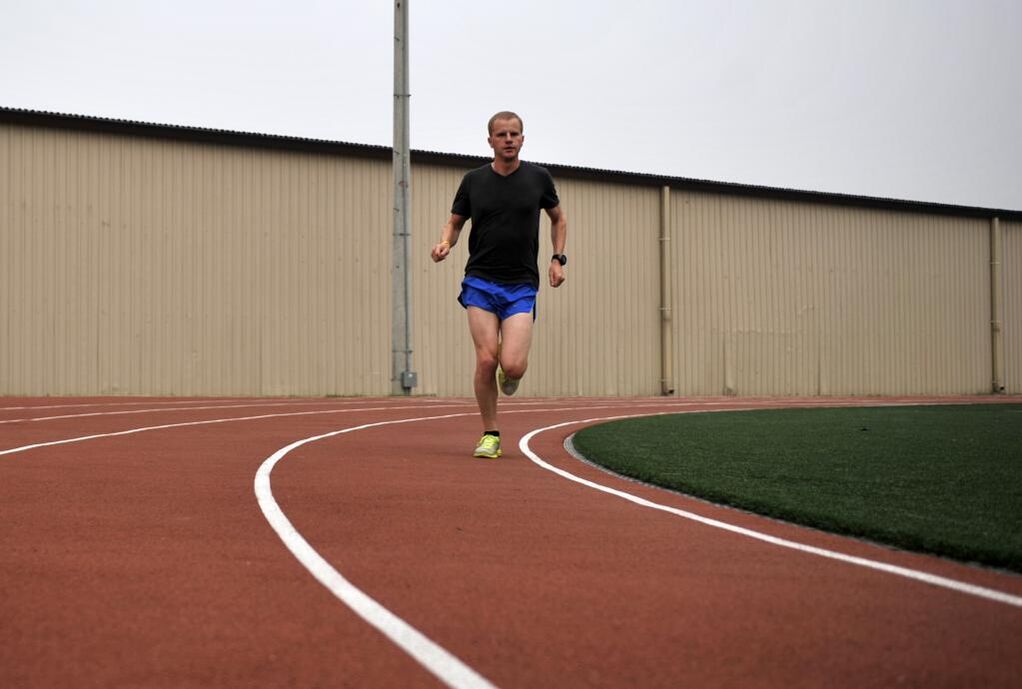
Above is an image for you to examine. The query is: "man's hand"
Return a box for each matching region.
[549,261,565,287]
[431,239,451,263]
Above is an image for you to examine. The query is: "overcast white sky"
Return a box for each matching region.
[2,0,1020,210]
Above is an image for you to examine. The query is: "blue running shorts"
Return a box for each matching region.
[458,276,537,321]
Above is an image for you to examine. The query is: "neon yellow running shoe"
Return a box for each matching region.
[473,433,502,459]
[497,368,520,396]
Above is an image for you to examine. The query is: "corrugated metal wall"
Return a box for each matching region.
[1,119,1016,397]
[518,178,662,396]
[1004,220,1021,394]
[410,163,470,396]
[670,192,993,396]
[1,124,391,396]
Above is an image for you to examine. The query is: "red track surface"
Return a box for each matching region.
[2,395,1020,689]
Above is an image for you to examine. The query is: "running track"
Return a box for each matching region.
[2,395,1020,689]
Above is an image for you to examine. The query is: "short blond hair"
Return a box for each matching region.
[487,111,524,135]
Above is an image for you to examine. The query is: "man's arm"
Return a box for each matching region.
[431,214,467,263]
[546,205,567,287]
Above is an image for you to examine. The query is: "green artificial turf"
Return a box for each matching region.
[571,404,1022,572]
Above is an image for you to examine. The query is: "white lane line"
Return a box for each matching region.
[0,394,954,422]
[1,396,975,461]
[1,398,634,689]
[0,399,260,411]
[0,399,433,424]
[0,399,741,459]
[255,412,501,689]
[252,402,693,689]
[0,403,472,457]
[519,414,1022,609]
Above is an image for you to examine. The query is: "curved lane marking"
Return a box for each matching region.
[0,399,718,458]
[250,402,699,689]
[0,403,471,457]
[0,398,446,424]
[249,400,1016,689]
[254,412,501,689]
[0,397,460,412]
[3,400,681,686]
[519,414,1022,609]
[0,399,259,411]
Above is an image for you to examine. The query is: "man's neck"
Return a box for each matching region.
[491,157,521,176]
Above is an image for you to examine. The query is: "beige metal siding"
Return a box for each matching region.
[1,125,391,396]
[1004,220,1022,394]
[410,163,471,396]
[528,178,662,396]
[671,192,992,396]
[2,119,1016,398]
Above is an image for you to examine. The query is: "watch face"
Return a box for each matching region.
[553,254,567,266]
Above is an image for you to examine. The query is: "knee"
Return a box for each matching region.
[476,350,499,376]
[501,357,528,380]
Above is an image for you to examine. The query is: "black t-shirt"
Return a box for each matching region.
[451,161,560,289]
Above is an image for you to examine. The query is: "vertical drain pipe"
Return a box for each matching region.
[991,217,1005,394]
[659,185,675,396]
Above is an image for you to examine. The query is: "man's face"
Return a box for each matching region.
[488,118,524,161]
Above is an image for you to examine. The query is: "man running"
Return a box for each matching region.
[430,111,568,458]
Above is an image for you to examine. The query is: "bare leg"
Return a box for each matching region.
[497,312,533,381]
[467,307,500,431]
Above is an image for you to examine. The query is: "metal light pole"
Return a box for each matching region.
[392,0,416,394]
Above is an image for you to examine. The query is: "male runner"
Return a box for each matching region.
[430,111,568,458]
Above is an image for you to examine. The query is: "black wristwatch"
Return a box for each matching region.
[551,253,567,266]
